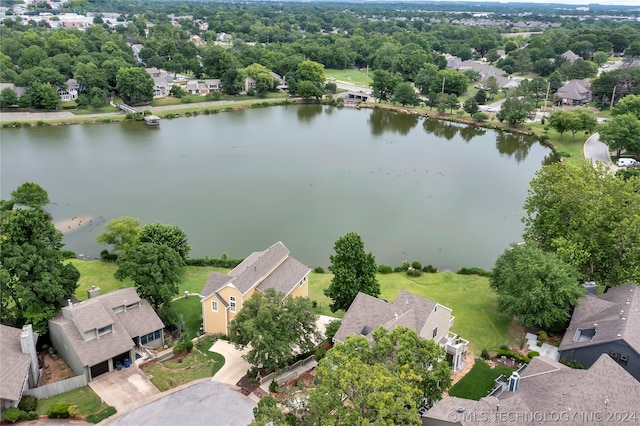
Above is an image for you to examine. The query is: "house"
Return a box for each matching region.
[558,283,640,381]
[186,79,222,95]
[553,78,591,106]
[244,77,257,93]
[444,54,463,69]
[0,83,27,103]
[423,354,640,425]
[199,241,310,336]
[48,287,164,382]
[145,68,173,98]
[333,290,468,370]
[57,78,79,102]
[562,49,580,64]
[0,324,40,411]
[458,60,504,80]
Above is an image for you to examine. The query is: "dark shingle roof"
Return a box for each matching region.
[200,241,309,298]
[0,325,34,402]
[559,284,640,355]
[333,290,438,343]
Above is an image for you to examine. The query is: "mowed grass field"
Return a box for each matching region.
[69,261,515,354]
[325,68,372,86]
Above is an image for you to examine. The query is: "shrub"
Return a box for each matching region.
[324,319,342,341]
[422,264,438,273]
[560,359,587,369]
[556,151,572,158]
[411,260,422,270]
[100,249,118,262]
[60,250,76,260]
[538,330,548,344]
[394,261,410,273]
[457,267,492,277]
[185,256,244,268]
[2,407,20,422]
[496,348,530,364]
[481,349,490,360]
[19,410,39,421]
[86,406,117,424]
[143,110,151,116]
[125,113,133,119]
[315,345,327,361]
[377,265,393,274]
[18,394,38,412]
[406,268,422,277]
[472,112,488,122]
[67,405,80,418]
[311,300,318,308]
[313,266,325,273]
[269,379,279,393]
[48,403,71,418]
[23,122,31,127]
[527,351,540,359]
[173,337,194,355]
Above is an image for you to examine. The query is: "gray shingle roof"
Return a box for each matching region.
[425,354,640,425]
[0,325,34,402]
[200,241,309,298]
[554,79,591,102]
[69,298,114,333]
[333,290,438,343]
[559,284,640,354]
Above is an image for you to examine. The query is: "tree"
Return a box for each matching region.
[484,76,499,100]
[10,182,50,208]
[115,67,154,105]
[114,242,182,309]
[371,69,402,102]
[569,108,597,141]
[463,98,479,116]
[496,97,535,126]
[29,82,60,110]
[612,94,640,119]
[297,80,322,100]
[138,222,191,264]
[306,326,450,425]
[324,232,379,312]
[229,288,319,371]
[0,206,79,334]
[296,60,325,86]
[393,82,418,107]
[548,111,573,139]
[0,87,18,107]
[96,216,142,254]
[599,114,640,157]
[523,161,640,289]
[490,244,582,329]
[474,89,487,105]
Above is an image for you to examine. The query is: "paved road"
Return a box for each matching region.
[584,132,611,163]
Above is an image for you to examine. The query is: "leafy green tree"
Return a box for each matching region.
[599,113,640,157]
[548,111,572,139]
[244,63,275,90]
[10,182,50,208]
[463,98,479,116]
[523,161,640,289]
[474,89,487,105]
[0,87,17,107]
[138,222,191,264]
[371,69,402,102]
[491,244,582,329]
[612,94,640,119]
[296,60,325,85]
[29,82,59,110]
[593,51,610,67]
[496,97,535,126]
[114,242,181,310]
[96,216,142,254]
[568,108,597,141]
[229,288,319,371]
[115,67,154,105]
[297,80,322,100]
[0,206,79,334]
[324,232,379,312]
[484,76,499,100]
[393,82,418,107]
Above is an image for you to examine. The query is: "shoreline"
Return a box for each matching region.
[53,215,98,235]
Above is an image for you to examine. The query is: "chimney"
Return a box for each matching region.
[87,285,101,299]
[508,372,520,392]
[20,325,40,387]
[582,281,598,295]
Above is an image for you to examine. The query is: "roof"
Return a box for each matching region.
[200,241,309,298]
[333,290,440,343]
[562,50,580,63]
[559,283,640,355]
[0,325,35,402]
[50,288,164,367]
[425,354,640,425]
[554,79,591,101]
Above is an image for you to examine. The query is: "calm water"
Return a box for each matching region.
[0,106,554,270]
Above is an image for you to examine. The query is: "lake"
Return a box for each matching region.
[0,105,554,270]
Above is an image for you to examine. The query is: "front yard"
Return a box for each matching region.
[36,386,106,416]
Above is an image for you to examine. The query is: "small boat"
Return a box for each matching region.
[144,115,161,126]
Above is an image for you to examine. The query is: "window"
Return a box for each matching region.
[230,296,236,313]
[140,330,162,346]
[98,325,112,336]
[126,302,139,310]
[211,301,218,312]
[432,327,438,339]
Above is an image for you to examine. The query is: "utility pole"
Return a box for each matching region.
[441,77,446,94]
[609,85,617,111]
[543,81,550,112]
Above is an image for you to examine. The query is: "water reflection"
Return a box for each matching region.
[368,108,419,136]
[459,125,486,143]
[495,132,536,163]
[296,104,323,123]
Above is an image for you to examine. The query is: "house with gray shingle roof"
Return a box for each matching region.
[559,283,640,381]
[423,354,640,425]
[48,287,164,381]
[0,324,39,411]
[562,49,580,64]
[553,78,591,106]
[333,290,469,371]
[199,241,310,336]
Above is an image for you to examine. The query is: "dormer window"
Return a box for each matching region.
[98,325,112,336]
[126,302,139,310]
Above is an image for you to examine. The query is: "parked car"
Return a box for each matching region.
[616,158,640,168]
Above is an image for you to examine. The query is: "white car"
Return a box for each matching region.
[616,158,639,168]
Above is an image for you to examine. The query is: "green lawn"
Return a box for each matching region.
[172,297,203,339]
[309,271,514,353]
[36,386,107,416]
[141,336,225,391]
[150,92,287,107]
[325,68,372,86]
[525,121,590,166]
[448,360,514,400]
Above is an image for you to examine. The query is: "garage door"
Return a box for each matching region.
[90,360,109,379]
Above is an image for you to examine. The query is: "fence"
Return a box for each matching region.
[24,374,87,399]
[259,355,316,385]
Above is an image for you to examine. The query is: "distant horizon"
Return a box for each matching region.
[357,0,640,7]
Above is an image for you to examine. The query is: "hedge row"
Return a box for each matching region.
[185,256,244,268]
[495,348,531,364]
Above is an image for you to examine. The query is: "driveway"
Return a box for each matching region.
[210,340,250,386]
[88,365,160,413]
[105,380,255,426]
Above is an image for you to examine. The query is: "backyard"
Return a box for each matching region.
[447,360,515,400]
[140,336,225,392]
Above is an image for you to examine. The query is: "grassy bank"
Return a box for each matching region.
[325,68,372,86]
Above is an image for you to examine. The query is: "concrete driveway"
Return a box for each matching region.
[210,340,250,386]
[89,365,160,413]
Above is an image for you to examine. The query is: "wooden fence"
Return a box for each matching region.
[259,355,316,385]
[24,374,87,399]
